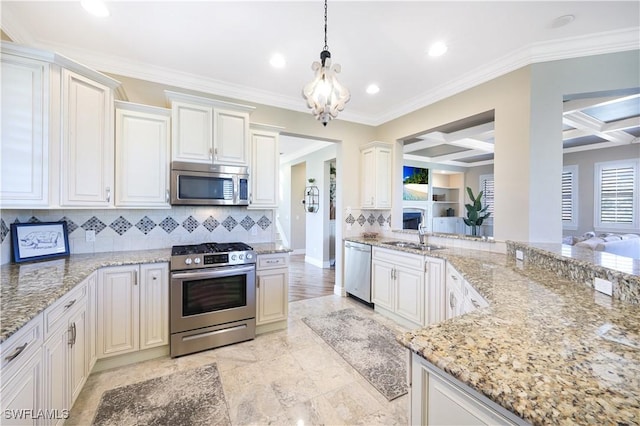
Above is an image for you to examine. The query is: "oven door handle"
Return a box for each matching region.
[171,265,255,280]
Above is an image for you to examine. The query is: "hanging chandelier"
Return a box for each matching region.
[302,0,350,126]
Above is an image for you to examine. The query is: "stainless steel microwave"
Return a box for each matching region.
[170,161,249,206]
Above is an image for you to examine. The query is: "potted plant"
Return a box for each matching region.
[463,187,491,236]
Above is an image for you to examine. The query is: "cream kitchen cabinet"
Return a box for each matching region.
[249,123,284,209]
[97,263,169,358]
[166,90,254,166]
[372,247,425,328]
[409,352,524,425]
[0,42,120,209]
[425,256,446,324]
[0,51,50,207]
[256,253,289,330]
[42,276,90,425]
[0,313,44,425]
[60,69,115,207]
[115,101,171,208]
[360,141,392,209]
[446,263,488,319]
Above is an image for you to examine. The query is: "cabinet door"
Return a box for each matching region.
[139,263,169,350]
[1,348,43,426]
[360,147,376,208]
[445,281,463,320]
[371,260,394,310]
[374,146,392,208]
[115,104,170,207]
[68,305,88,407]
[425,258,445,325]
[249,129,279,209]
[256,268,288,325]
[171,101,213,163]
[60,69,114,206]
[43,328,68,425]
[213,109,249,166]
[394,265,424,325]
[98,266,139,357]
[0,54,49,207]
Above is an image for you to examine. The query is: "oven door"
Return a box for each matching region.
[170,264,256,334]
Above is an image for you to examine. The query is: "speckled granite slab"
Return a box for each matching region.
[92,363,230,426]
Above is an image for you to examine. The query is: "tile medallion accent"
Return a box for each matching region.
[159,217,179,234]
[59,216,78,234]
[357,214,366,226]
[0,219,8,244]
[182,216,200,233]
[240,216,255,231]
[222,216,238,232]
[257,215,271,230]
[367,214,376,225]
[81,216,107,234]
[109,216,133,236]
[377,214,386,226]
[202,216,220,232]
[345,214,356,225]
[27,216,41,223]
[135,216,156,235]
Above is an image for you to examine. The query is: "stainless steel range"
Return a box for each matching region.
[170,242,256,358]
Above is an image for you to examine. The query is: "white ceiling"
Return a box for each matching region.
[2,0,639,129]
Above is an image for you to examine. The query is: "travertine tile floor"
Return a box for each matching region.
[68,295,410,425]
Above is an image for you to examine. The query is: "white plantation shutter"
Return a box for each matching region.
[595,160,638,230]
[562,166,578,229]
[479,175,494,215]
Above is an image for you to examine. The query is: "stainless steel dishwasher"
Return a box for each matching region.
[344,241,372,303]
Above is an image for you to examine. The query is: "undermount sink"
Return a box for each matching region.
[383,241,445,251]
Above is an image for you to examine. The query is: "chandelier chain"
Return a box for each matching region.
[323,0,328,51]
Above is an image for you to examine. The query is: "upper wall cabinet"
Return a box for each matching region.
[165,91,254,167]
[115,101,171,208]
[0,42,121,209]
[0,52,50,207]
[60,70,115,207]
[361,141,393,209]
[249,123,284,209]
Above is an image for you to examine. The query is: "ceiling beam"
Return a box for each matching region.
[448,137,495,153]
[403,132,447,153]
[563,93,640,114]
[444,122,495,142]
[563,111,635,144]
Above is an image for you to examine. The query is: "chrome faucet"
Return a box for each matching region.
[417,217,427,245]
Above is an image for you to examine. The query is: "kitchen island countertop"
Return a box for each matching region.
[345,236,640,425]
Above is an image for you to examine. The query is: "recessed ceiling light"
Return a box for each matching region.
[270,53,286,68]
[366,84,380,95]
[81,0,110,17]
[550,14,575,29]
[428,41,448,57]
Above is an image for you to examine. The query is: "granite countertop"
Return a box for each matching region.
[0,243,291,344]
[345,236,640,425]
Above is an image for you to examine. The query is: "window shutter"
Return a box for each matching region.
[480,176,495,215]
[562,170,574,222]
[599,165,635,224]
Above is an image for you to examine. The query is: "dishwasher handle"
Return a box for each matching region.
[345,242,371,253]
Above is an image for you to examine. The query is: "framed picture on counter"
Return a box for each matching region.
[11,221,70,263]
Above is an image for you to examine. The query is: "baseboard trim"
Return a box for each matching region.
[92,345,169,373]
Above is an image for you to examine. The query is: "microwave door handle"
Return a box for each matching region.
[233,175,239,203]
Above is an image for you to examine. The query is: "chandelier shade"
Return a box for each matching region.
[302,0,350,126]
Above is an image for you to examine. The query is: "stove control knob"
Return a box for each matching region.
[185,258,192,265]
[231,254,237,261]
[239,254,244,260]
[246,253,254,260]
[194,257,201,264]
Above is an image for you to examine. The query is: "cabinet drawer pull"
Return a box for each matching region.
[449,292,456,309]
[106,187,111,202]
[166,189,170,202]
[450,275,458,281]
[265,259,279,264]
[4,342,28,363]
[134,270,138,285]
[64,299,76,309]
[257,277,260,288]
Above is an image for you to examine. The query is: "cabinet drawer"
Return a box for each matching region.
[43,282,87,340]
[446,263,464,293]
[464,281,489,310]
[257,253,290,270]
[0,312,43,375]
[373,247,423,270]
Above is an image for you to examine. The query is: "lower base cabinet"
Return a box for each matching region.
[410,352,525,425]
[97,263,169,358]
[256,253,289,327]
[0,346,43,425]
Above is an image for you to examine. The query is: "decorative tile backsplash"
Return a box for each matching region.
[343,209,391,237]
[0,207,274,265]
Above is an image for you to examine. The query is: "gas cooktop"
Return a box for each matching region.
[170,242,256,271]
